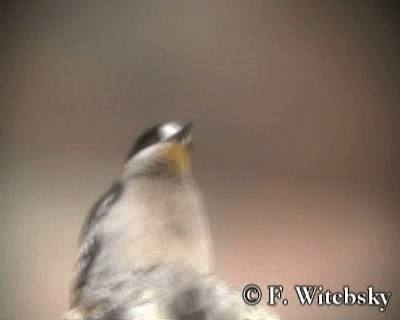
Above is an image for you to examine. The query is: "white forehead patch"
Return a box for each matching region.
[159,122,182,140]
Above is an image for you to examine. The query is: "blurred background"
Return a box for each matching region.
[1,1,399,319]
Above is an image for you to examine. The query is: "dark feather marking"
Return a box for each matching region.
[170,287,207,320]
[125,123,162,160]
[79,181,124,242]
[71,182,123,307]
[71,236,102,307]
[125,121,189,161]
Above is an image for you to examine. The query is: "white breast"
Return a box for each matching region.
[96,178,213,276]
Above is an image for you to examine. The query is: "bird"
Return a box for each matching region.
[63,121,279,320]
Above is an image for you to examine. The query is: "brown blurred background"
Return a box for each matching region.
[1,1,399,319]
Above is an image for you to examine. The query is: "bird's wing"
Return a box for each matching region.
[79,181,124,242]
[70,181,124,307]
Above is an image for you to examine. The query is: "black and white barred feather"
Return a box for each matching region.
[70,182,124,308]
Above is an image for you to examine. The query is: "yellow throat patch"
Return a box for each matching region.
[160,143,190,174]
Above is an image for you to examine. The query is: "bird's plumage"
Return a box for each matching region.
[64,122,279,320]
[65,263,279,320]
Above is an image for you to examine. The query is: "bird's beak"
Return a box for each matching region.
[167,121,193,147]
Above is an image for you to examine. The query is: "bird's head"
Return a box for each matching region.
[124,121,193,178]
